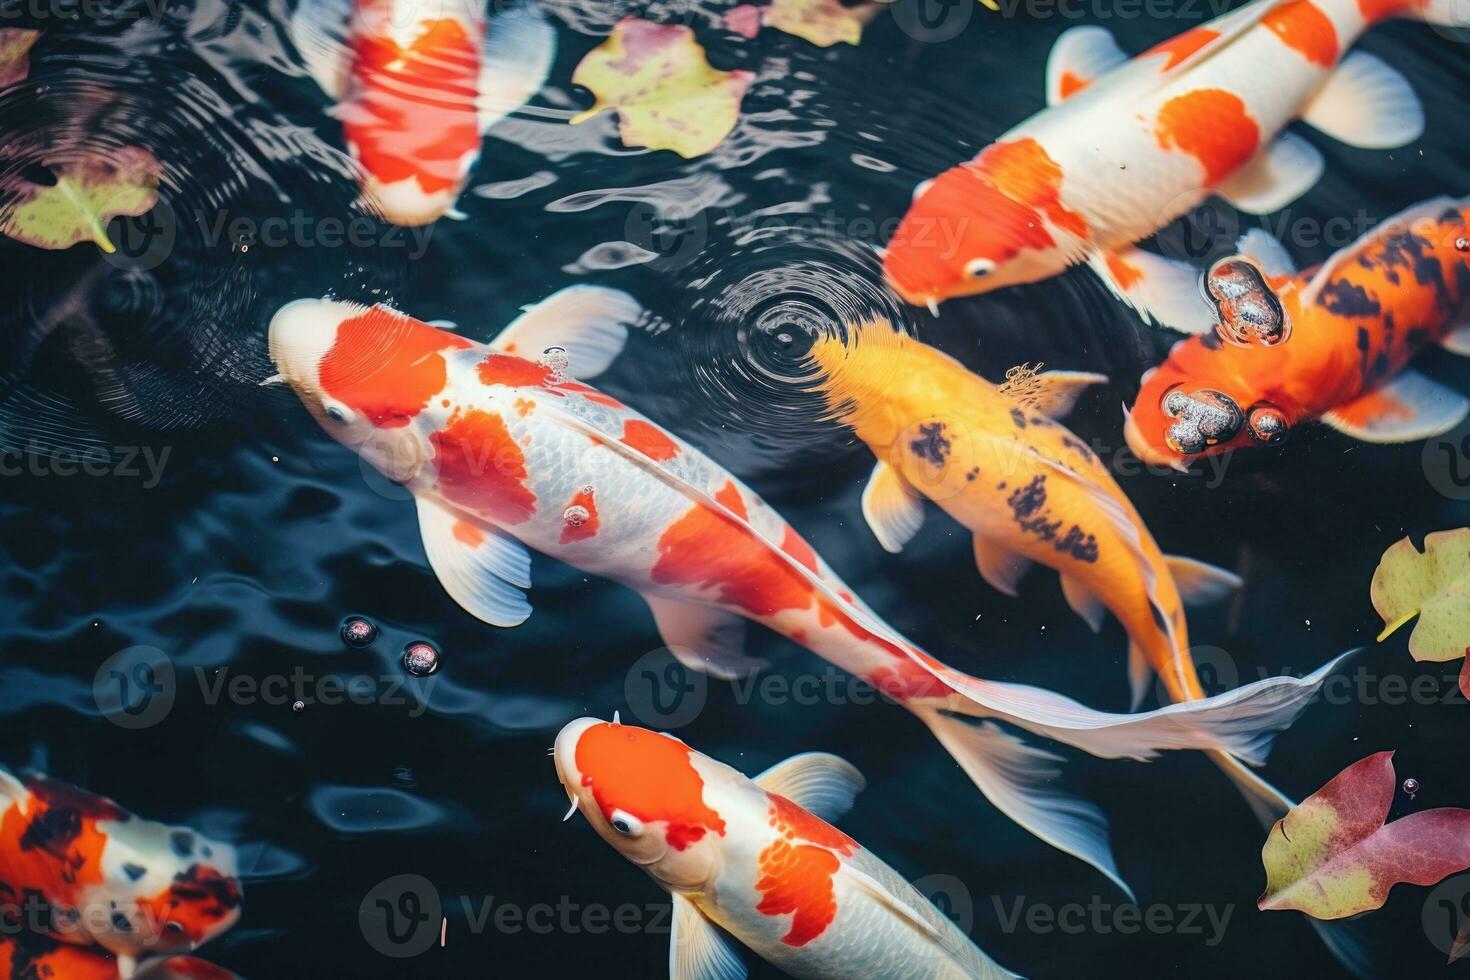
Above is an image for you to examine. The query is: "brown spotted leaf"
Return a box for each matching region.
[1259,751,1470,920]
[1371,529,1470,662]
[725,0,882,47]
[0,147,160,253]
[571,18,754,158]
[0,28,39,88]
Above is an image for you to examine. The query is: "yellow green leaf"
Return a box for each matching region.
[0,147,160,253]
[1371,528,1470,662]
[764,0,868,46]
[571,18,754,158]
[0,28,39,88]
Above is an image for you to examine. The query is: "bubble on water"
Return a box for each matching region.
[539,346,570,374]
[563,504,590,527]
[402,641,440,677]
[1457,237,1469,253]
[340,616,379,649]
[1403,777,1420,798]
[291,700,305,713]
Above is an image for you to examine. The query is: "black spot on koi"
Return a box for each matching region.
[909,422,951,466]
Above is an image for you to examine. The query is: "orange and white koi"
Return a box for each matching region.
[1126,200,1470,468]
[811,324,1355,825]
[884,0,1459,328]
[290,0,555,225]
[268,288,1342,891]
[0,768,241,977]
[554,717,1019,980]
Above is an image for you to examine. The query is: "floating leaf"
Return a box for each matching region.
[0,28,39,88]
[0,147,160,253]
[571,18,754,158]
[1371,528,1470,662]
[724,0,881,47]
[1259,751,1470,919]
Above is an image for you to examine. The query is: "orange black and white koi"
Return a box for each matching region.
[0,931,235,980]
[290,0,555,225]
[811,323,1355,836]
[555,717,1019,980]
[269,289,1344,891]
[1126,198,1470,468]
[0,768,241,977]
[884,0,1461,328]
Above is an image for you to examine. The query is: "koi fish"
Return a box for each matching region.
[554,716,1019,980]
[268,288,1342,891]
[1126,200,1470,468]
[884,0,1459,327]
[809,323,1337,819]
[0,768,241,977]
[290,0,556,225]
[0,932,235,980]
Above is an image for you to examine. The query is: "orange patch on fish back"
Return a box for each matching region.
[479,353,553,388]
[0,778,122,919]
[574,724,724,851]
[714,480,747,520]
[1155,89,1259,185]
[977,139,1089,239]
[1357,0,1413,21]
[137,864,242,949]
[1105,253,1143,290]
[320,308,470,428]
[1143,27,1220,71]
[429,410,537,524]
[754,794,859,947]
[651,503,814,617]
[780,526,820,575]
[1263,1,1338,67]
[620,419,681,461]
[452,520,484,546]
[559,486,601,543]
[1058,71,1089,99]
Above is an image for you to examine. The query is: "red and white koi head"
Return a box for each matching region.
[268,298,469,481]
[0,770,242,961]
[885,139,1090,309]
[553,718,730,893]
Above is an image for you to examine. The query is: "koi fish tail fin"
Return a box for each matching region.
[908,648,1353,765]
[914,705,1134,900]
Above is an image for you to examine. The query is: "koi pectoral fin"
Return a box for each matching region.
[1165,555,1243,606]
[416,497,534,627]
[1299,51,1423,150]
[1026,370,1110,419]
[752,753,866,823]
[861,460,925,553]
[974,537,1032,597]
[670,893,747,980]
[1059,574,1106,633]
[644,594,765,680]
[1322,370,1470,443]
[1216,131,1324,215]
[1087,248,1215,336]
[1127,642,1153,711]
[490,285,641,380]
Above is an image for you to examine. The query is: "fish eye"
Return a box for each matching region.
[608,809,643,836]
[165,921,185,934]
[1247,404,1289,444]
[965,258,996,278]
[324,403,351,424]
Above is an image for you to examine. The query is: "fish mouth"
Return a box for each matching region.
[552,717,601,821]
[1123,411,1190,472]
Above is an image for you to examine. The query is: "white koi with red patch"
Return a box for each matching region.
[269,288,1347,893]
[290,0,555,225]
[885,0,1454,328]
[554,717,1018,980]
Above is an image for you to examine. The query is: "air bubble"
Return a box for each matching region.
[1403,777,1420,798]
[402,641,440,677]
[540,346,570,374]
[340,617,378,649]
[564,505,590,527]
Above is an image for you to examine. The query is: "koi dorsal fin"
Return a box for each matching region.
[753,753,866,823]
[490,285,640,380]
[1045,26,1127,105]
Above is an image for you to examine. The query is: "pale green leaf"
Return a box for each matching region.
[1,147,160,253]
[1371,528,1470,662]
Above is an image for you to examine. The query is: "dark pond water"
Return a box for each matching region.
[1,0,1469,976]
